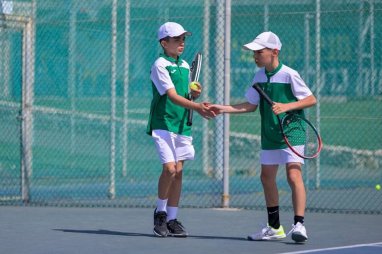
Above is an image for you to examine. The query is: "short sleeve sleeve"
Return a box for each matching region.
[245,76,260,105]
[290,71,312,100]
[150,60,175,96]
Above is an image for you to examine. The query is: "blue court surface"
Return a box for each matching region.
[1,207,381,254]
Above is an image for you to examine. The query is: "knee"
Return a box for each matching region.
[163,165,177,178]
[287,172,302,186]
[260,172,274,185]
[174,168,183,180]
[162,165,183,179]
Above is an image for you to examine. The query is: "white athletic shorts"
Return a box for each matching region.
[260,146,305,165]
[151,129,195,164]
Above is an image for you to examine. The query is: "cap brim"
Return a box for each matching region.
[181,31,192,37]
[158,31,192,40]
[172,31,192,37]
[242,42,266,51]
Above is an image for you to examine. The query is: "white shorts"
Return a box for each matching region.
[151,129,195,164]
[260,146,304,165]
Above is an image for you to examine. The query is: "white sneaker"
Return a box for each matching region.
[288,222,308,242]
[247,225,286,241]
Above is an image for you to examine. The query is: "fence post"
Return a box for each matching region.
[122,0,131,177]
[109,0,117,199]
[315,0,321,189]
[21,16,35,203]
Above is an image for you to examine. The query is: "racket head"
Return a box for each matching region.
[280,113,322,159]
[190,52,202,82]
[187,52,202,126]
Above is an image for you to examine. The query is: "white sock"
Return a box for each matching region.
[167,206,178,221]
[156,198,168,212]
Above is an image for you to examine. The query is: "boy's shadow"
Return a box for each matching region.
[53,228,247,241]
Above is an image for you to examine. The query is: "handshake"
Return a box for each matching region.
[187,81,224,120]
[194,102,223,120]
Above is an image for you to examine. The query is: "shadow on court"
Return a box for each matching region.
[54,228,247,241]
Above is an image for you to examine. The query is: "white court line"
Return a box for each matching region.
[279,242,382,254]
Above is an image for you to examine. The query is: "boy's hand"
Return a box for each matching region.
[195,102,217,119]
[272,102,289,115]
[189,82,202,99]
[207,104,224,115]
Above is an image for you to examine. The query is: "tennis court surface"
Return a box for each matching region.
[1,206,381,254]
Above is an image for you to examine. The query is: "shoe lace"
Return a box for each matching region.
[264,226,274,236]
[156,213,167,226]
[169,219,184,231]
[287,224,296,236]
[254,223,273,237]
[287,223,303,236]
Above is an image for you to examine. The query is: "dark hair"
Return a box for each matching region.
[159,36,170,43]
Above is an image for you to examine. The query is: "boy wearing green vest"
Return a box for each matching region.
[210,31,316,243]
[147,22,215,237]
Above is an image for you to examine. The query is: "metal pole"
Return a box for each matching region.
[264,0,269,31]
[214,0,225,181]
[109,0,117,199]
[21,17,34,203]
[69,0,77,166]
[315,0,321,189]
[202,0,211,177]
[304,13,311,189]
[122,0,130,177]
[370,0,375,95]
[357,1,364,96]
[222,0,231,208]
[304,13,312,85]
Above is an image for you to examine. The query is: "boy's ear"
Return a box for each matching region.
[272,49,279,56]
[160,40,167,48]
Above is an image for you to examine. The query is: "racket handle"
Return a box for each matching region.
[253,83,274,106]
[187,93,193,126]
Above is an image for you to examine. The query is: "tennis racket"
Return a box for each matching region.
[186,52,203,126]
[253,83,322,159]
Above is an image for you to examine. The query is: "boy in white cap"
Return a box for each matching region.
[147,22,215,237]
[210,31,316,242]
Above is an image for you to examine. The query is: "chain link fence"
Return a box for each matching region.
[0,0,381,213]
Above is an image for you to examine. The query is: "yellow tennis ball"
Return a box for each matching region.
[189,81,200,91]
[376,184,381,191]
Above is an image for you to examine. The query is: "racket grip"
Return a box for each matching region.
[187,110,193,126]
[187,93,193,126]
[253,83,274,106]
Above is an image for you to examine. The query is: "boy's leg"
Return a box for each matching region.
[167,160,184,209]
[286,162,308,242]
[154,162,177,237]
[261,164,279,207]
[248,164,286,241]
[286,163,306,219]
[158,162,177,201]
[261,165,284,230]
[166,161,188,237]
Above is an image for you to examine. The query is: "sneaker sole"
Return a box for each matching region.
[247,235,286,241]
[168,233,188,238]
[292,233,307,243]
[153,229,168,237]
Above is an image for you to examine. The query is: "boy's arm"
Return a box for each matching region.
[210,102,257,114]
[166,88,216,119]
[272,94,316,115]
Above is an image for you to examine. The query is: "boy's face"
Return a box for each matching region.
[253,48,278,68]
[161,35,186,59]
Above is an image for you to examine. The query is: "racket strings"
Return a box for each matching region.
[282,114,321,158]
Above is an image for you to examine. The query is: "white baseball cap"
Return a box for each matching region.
[243,31,282,51]
[157,22,191,41]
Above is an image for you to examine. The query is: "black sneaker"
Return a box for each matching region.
[167,219,188,237]
[153,210,169,237]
